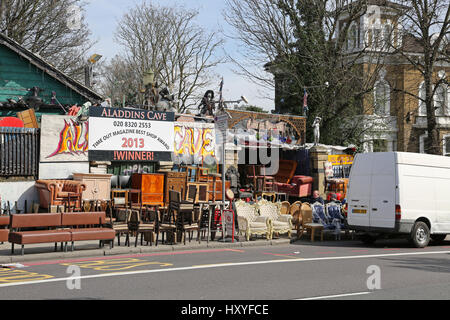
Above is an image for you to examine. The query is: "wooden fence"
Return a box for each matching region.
[0,127,39,178]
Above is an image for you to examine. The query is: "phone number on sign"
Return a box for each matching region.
[113,121,152,129]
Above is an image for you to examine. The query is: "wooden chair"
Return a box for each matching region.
[129,205,159,247]
[290,201,302,236]
[157,190,180,245]
[261,192,276,202]
[128,189,143,216]
[108,205,132,246]
[63,193,82,212]
[170,189,199,245]
[298,203,324,242]
[280,201,291,215]
[324,161,346,195]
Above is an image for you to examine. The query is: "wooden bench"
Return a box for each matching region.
[0,215,10,242]
[62,212,115,251]
[8,212,115,255]
[9,213,71,255]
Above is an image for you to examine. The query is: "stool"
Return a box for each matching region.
[276,193,288,202]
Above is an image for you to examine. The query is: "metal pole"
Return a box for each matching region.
[221,132,226,240]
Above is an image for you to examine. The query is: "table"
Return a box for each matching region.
[304,223,324,242]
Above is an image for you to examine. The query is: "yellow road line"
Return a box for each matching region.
[0,269,54,283]
[60,258,172,271]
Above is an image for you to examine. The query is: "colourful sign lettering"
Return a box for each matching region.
[46,119,88,158]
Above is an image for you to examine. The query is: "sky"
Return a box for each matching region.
[83,0,274,111]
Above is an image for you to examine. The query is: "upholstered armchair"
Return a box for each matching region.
[35,180,86,209]
[235,200,271,241]
[256,199,293,239]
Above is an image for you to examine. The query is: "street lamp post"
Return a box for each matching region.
[84,54,102,88]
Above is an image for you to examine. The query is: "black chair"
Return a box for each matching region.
[167,189,199,245]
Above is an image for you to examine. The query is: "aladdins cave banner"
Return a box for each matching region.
[88,106,175,162]
[40,115,89,162]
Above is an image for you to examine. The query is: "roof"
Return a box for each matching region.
[0,33,103,103]
[341,0,410,12]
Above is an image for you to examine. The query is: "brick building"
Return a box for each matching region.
[268,0,450,154]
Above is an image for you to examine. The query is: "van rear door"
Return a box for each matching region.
[348,153,372,228]
[369,153,396,229]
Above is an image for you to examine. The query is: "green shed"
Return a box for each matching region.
[0,33,103,122]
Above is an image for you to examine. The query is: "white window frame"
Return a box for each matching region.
[418,81,426,116]
[419,132,428,154]
[443,134,450,156]
[382,22,393,51]
[433,83,449,116]
[374,80,390,115]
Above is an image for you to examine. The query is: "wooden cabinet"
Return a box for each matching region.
[73,173,112,201]
[131,173,165,206]
[164,171,187,204]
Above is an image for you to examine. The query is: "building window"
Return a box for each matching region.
[443,135,450,156]
[383,24,392,49]
[418,82,426,116]
[347,23,358,49]
[374,80,390,115]
[434,84,448,116]
[419,132,429,154]
[373,139,388,152]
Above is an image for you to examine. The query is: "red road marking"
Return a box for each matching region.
[23,248,238,267]
[263,252,297,257]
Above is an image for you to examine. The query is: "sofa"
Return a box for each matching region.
[35,180,86,209]
[274,175,313,199]
[268,160,313,199]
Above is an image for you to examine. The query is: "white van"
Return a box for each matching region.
[347,152,450,248]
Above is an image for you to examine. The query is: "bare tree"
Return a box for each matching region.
[389,0,450,155]
[223,0,296,93]
[0,0,95,81]
[112,1,224,113]
[99,56,141,106]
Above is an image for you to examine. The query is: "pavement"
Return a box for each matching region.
[0,235,293,264]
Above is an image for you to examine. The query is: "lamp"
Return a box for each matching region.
[88,54,102,64]
[240,96,249,104]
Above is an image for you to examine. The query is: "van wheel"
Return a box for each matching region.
[431,234,447,244]
[410,222,430,248]
[361,235,377,245]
